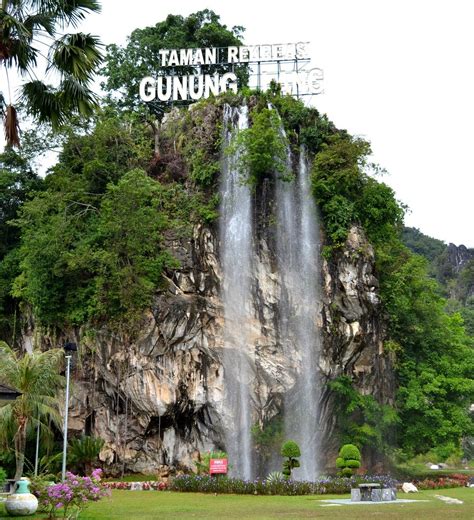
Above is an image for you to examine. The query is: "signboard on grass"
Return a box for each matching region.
[209,458,228,475]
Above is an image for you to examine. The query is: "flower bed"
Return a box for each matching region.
[414,474,469,490]
[105,481,168,491]
[102,473,469,495]
[169,475,398,495]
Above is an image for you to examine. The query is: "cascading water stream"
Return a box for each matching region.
[276,142,322,481]
[219,104,254,479]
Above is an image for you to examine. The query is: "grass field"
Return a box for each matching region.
[1,488,473,519]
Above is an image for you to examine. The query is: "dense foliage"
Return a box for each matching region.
[328,375,398,453]
[402,226,474,336]
[101,9,246,117]
[0,150,43,340]
[5,109,216,336]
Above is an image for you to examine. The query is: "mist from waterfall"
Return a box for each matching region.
[219,104,254,479]
[276,144,322,481]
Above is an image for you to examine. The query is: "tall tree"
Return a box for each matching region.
[0,342,64,479]
[0,148,43,342]
[103,9,246,116]
[0,0,102,146]
[102,9,246,155]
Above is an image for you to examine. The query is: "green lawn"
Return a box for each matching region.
[1,488,473,519]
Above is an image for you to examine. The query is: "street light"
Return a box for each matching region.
[61,342,77,481]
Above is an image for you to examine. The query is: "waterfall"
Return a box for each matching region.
[276,143,322,481]
[219,104,254,479]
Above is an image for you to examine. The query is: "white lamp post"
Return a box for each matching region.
[61,342,77,481]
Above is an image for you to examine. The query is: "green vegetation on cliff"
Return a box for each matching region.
[4,108,217,336]
[0,10,472,467]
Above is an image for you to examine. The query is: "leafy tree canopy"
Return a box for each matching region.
[101,9,246,117]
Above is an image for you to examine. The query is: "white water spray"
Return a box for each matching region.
[219,104,254,479]
[276,144,322,481]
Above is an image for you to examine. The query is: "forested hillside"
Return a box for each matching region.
[402,226,474,336]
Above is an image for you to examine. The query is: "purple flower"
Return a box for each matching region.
[91,468,103,480]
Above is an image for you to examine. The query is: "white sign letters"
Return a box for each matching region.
[139,42,322,103]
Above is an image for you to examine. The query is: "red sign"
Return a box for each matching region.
[209,458,228,475]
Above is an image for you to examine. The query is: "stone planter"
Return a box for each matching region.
[4,479,38,517]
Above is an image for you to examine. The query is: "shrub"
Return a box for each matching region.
[266,471,285,484]
[69,436,105,474]
[336,444,361,477]
[281,440,301,479]
[415,474,468,490]
[0,466,6,487]
[35,469,108,519]
[281,440,301,458]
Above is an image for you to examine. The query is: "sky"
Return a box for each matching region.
[4,0,474,246]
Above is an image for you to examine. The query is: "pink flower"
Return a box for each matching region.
[91,468,103,480]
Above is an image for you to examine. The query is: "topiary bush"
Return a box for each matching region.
[336,444,361,477]
[281,440,301,479]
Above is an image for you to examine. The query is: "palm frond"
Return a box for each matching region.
[21,79,65,126]
[23,13,55,36]
[40,0,101,29]
[60,76,99,116]
[50,32,102,81]
[0,12,37,70]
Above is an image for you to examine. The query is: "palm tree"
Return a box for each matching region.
[1,0,102,147]
[0,341,64,480]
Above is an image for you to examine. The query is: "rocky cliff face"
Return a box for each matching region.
[62,216,393,475]
[446,243,474,274]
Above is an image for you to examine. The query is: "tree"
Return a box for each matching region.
[336,444,361,477]
[0,148,43,342]
[0,342,64,480]
[280,440,301,479]
[102,9,246,116]
[102,9,246,155]
[377,243,474,457]
[1,0,102,147]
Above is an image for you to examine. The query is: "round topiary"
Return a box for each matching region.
[341,467,353,477]
[335,457,345,468]
[339,444,361,461]
[281,440,301,458]
[346,459,361,469]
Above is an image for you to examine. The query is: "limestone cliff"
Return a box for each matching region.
[19,101,395,477]
[63,221,393,475]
